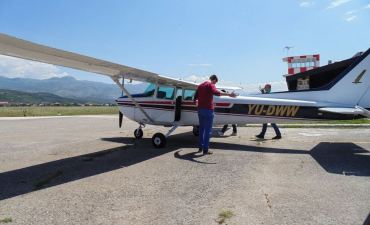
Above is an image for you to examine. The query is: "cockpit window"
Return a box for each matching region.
[143,83,155,97]
[183,89,196,100]
[157,86,175,100]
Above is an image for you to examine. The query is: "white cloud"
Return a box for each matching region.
[0,55,69,79]
[344,10,357,21]
[187,63,212,67]
[240,81,288,94]
[345,10,356,15]
[180,75,288,95]
[327,0,352,9]
[345,15,357,21]
[300,1,315,8]
[182,75,209,83]
[365,4,370,9]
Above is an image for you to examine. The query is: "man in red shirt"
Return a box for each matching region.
[195,75,236,155]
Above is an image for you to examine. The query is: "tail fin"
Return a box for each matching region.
[326,49,370,108]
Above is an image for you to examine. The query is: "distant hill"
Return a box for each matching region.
[0,89,85,104]
[0,76,148,103]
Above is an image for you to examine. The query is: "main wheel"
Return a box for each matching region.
[192,126,199,136]
[152,133,166,148]
[134,128,143,139]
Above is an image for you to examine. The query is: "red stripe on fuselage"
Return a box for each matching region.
[116,100,231,107]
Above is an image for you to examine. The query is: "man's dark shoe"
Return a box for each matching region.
[255,134,264,139]
[203,150,213,155]
[197,148,203,153]
[272,135,282,140]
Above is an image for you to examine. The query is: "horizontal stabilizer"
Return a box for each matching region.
[319,106,370,118]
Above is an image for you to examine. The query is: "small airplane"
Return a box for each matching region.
[0,33,369,148]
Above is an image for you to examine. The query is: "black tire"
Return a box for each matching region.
[192,126,199,136]
[134,129,143,139]
[152,133,166,148]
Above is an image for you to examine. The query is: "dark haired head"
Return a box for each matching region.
[209,74,218,82]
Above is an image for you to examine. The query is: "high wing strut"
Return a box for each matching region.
[112,77,153,123]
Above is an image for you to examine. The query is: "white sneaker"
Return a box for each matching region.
[217,131,224,136]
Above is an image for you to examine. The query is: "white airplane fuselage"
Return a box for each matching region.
[117,48,370,127]
[116,93,366,126]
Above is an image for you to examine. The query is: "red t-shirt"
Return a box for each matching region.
[195,81,221,110]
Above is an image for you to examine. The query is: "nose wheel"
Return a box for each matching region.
[134,128,143,139]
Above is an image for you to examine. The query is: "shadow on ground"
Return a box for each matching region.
[0,132,369,200]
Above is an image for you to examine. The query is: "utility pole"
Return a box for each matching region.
[284,46,294,56]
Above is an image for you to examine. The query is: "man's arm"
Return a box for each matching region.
[211,84,237,97]
[220,91,237,97]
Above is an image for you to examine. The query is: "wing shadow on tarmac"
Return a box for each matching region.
[0,132,369,201]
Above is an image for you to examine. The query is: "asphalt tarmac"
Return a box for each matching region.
[0,116,369,225]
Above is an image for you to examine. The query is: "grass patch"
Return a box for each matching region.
[0,217,12,223]
[237,118,370,127]
[34,170,63,190]
[216,210,234,224]
[0,106,118,117]
[312,119,370,124]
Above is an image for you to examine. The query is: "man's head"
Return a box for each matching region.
[209,74,218,84]
[264,84,271,93]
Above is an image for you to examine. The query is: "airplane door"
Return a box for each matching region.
[151,85,176,123]
[174,88,182,121]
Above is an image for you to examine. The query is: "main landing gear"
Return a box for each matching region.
[152,125,178,148]
[134,123,179,148]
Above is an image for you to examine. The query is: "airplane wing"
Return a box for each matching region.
[216,85,243,91]
[319,106,370,118]
[0,33,198,89]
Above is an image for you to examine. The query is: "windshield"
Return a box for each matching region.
[142,83,155,97]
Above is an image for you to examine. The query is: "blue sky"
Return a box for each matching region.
[0,0,370,91]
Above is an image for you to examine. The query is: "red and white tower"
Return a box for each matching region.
[283,54,320,75]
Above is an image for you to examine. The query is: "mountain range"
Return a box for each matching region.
[0,76,147,103]
[0,89,86,104]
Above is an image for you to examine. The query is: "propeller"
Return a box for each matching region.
[119,111,123,128]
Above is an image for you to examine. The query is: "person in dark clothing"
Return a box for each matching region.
[255,84,282,140]
[195,75,237,154]
[221,124,237,136]
[219,89,237,136]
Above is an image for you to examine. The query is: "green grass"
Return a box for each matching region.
[238,118,370,126]
[0,217,12,223]
[306,119,370,124]
[216,210,234,224]
[0,106,118,117]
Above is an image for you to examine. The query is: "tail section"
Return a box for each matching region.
[326,49,370,108]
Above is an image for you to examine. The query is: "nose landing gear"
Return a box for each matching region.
[134,123,145,139]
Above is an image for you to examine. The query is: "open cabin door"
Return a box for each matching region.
[147,85,178,124]
[174,88,182,122]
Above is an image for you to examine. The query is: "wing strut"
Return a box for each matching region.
[112,77,153,123]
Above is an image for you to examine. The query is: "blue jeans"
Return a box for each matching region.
[198,109,214,151]
[259,123,281,136]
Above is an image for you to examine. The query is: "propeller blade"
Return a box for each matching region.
[119,111,123,128]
